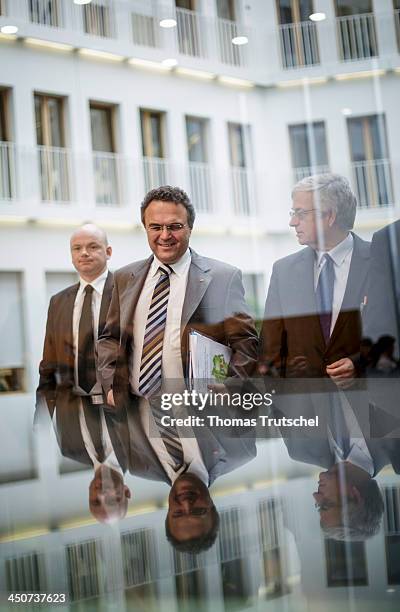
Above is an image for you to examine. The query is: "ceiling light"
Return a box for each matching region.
[79,48,124,61]
[74,0,92,5]
[128,57,171,72]
[218,75,254,88]
[341,108,352,116]
[162,58,178,68]
[176,67,215,80]
[232,35,248,46]
[309,12,326,22]
[1,25,18,34]
[25,38,73,51]
[160,18,177,28]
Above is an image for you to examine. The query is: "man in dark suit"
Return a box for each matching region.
[364,219,400,357]
[98,185,258,551]
[36,224,129,522]
[259,173,369,386]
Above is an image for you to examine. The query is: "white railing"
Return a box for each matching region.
[28,0,64,28]
[188,162,212,214]
[278,20,319,69]
[352,159,393,208]
[384,486,400,535]
[394,10,400,52]
[217,17,248,67]
[37,145,71,202]
[92,152,121,206]
[0,142,16,200]
[131,11,160,48]
[336,13,378,61]
[231,167,255,216]
[142,157,169,193]
[81,0,115,38]
[176,7,207,58]
[293,164,330,182]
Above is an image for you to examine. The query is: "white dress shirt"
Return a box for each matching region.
[314,233,354,335]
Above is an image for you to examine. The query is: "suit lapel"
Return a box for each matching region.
[120,258,152,341]
[329,234,369,346]
[98,271,113,336]
[180,251,211,335]
[58,284,79,362]
[293,248,325,346]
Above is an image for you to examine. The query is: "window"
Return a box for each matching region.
[83,2,112,38]
[217,0,236,21]
[276,0,319,68]
[141,109,167,191]
[347,114,393,208]
[186,117,211,213]
[325,539,368,586]
[0,88,15,200]
[258,499,290,598]
[29,0,62,28]
[90,103,119,205]
[217,0,244,66]
[0,272,25,393]
[384,486,400,584]
[5,553,47,592]
[66,540,103,601]
[289,121,329,181]
[132,6,159,48]
[34,93,69,202]
[394,1,400,52]
[334,0,377,60]
[228,123,253,215]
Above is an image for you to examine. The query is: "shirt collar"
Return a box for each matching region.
[316,233,353,268]
[79,268,108,295]
[150,249,191,278]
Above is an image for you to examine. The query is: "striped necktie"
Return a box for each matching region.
[150,400,185,472]
[138,265,173,398]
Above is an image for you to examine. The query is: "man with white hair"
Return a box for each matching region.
[259,173,369,384]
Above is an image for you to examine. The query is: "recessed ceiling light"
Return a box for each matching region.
[342,108,352,116]
[162,58,178,67]
[160,18,177,28]
[1,25,18,34]
[309,12,326,22]
[74,0,92,5]
[232,35,248,46]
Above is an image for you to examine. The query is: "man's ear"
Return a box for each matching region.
[124,485,131,499]
[327,208,337,227]
[349,485,362,505]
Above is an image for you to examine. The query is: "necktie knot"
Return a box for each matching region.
[84,284,94,295]
[159,265,173,277]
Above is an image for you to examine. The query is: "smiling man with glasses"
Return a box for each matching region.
[98,185,258,553]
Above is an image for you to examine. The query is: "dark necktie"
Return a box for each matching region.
[83,399,105,463]
[78,284,96,393]
[329,395,350,460]
[316,253,335,344]
[138,265,172,398]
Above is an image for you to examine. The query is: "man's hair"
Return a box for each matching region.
[140,185,196,228]
[321,479,384,541]
[70,222,109,247]
[165,505,220,554]
[292,173,357,230]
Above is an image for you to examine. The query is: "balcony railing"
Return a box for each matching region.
[231,167,255,216]
[217,17,248,67]
[131,11,160,48]
[352,159,393,208]
[0,142,17,200]
[336,13,378,61]
[394,9,400,53]
[293,164,330,183]
[176,7,207,59]
[142,157,169,193]
[37,145,71,203]
[188,162,212,213]
[28,0,63,28]
[278,21,320,69]
[92,152,121,206]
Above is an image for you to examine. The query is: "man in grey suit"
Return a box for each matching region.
[98,185,258,552]
[259,173,369,386]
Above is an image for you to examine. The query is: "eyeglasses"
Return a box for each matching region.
[289,208,329,221]
[146,223,188,234]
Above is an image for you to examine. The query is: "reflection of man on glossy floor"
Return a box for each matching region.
[36,224,130,523]
[98,186,258,550]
